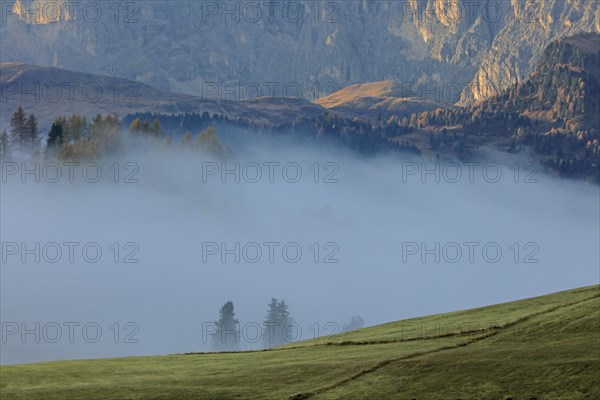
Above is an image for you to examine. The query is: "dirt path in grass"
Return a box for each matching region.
[287,294,600,400]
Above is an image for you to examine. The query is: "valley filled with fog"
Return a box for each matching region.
[1,134,598,364]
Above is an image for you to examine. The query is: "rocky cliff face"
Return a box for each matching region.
[1,0,598,103]
[460,0,600,104]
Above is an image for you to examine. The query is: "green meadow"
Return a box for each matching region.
[1,285,598,400]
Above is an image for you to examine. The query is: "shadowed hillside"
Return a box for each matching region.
[0,62,326,130]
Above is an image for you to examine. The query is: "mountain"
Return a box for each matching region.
[388,32,600,180]
[1,285,598,399]
[459,0,600,104]
[314,80,445,120]
[0,62,326,130]
[2,33,598,179]
[483,32,600,131]
[1,0,597,104]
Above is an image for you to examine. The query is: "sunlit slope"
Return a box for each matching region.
[313,80,443,119]
[1,285,598,400]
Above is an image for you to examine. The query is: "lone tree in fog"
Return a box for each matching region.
[212,301,240,352]
[263,298,295,348]
[342,315,365,332]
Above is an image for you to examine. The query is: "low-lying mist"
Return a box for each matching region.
[1,132,598,364]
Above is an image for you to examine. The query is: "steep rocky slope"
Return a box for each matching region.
[460,0,600,104]
[387,33,600,180]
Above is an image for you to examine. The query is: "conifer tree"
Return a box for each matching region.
[47,123,64,147]
[212,301,240,351]
[26,113,38,148]
[263,298,294,348]
[263,297,280,348]
[10,106,27,148]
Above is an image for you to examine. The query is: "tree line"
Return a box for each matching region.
[0,108,226,160]
[123,111,422,156]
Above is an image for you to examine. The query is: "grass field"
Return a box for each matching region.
[1,285,598,399]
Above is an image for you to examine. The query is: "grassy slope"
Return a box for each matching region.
[1,285,598,400]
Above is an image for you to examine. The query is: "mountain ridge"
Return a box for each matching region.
[1,0,597,104]
[0,62,327,129]
[383,32,600,180]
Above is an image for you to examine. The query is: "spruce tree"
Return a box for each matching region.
[10,107,27,148]
[276,300,294,345]
[212,301,240,351]
[47,123,64,147]
[263,298,294,348]
[263,298,280,348]
[26,114,38,148]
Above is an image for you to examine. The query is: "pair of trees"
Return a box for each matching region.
[182,127,227,157]
[129,117,163,136]
[212,298,294,351]
[8,107,38,150]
